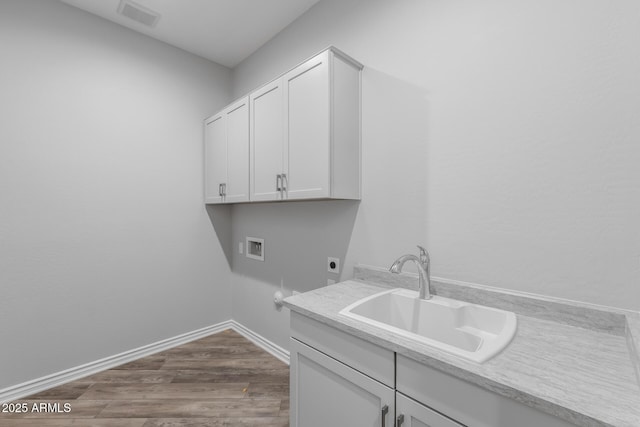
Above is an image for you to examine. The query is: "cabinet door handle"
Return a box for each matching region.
[218,183,222,197]
[396,414,404,427]
[222,183,226,196]
[281,173,287,192]
[381,405,389,427]
[276,174,282,192]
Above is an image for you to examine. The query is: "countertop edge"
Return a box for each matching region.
[627,313,640,388]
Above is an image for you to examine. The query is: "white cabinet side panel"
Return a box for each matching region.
[331,54,361,199]
[204,115,225,203]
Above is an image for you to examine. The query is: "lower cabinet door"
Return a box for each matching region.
[290,338,394,427]
[396,393,464,427]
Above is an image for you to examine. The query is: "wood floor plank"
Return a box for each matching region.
[78,383,249,401]
[246,383,289,399]
[161,358,287,371]
[7,330,290,426]
[171,369,289,384]
[24,382,92,399]
[76,370,176,384]
[113,355,167,371]
[160,346,271,359]
[280,397,290,417]
[96,399,282,418]
[0,419,147,427]
[141,417,289,426]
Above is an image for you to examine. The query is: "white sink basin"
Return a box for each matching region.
[339,288,517,363]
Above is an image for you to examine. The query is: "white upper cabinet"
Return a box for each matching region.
[250,79,285,202]
[206,47,362,204]
[283,51,331,200]
[204,96,249,204]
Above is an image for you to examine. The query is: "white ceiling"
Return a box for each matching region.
[59,0,322,68]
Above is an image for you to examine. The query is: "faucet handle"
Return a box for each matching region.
[416,245,429,264]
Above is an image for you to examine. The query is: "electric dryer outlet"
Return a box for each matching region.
[327,257,340,274]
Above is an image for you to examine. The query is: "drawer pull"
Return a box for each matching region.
[381,404,389,427]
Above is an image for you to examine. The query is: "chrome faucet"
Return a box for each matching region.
[389,246,432,299]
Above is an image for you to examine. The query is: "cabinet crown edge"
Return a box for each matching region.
[203,47,361,123]
[237,46,363,102]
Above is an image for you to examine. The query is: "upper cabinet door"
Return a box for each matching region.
[204,113,226,204]
[283,51,331,200]
[250,80,284,202]
[224,97,249,203]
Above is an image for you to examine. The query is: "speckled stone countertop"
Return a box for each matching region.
[283,266,640,427]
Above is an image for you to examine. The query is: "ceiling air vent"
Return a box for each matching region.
[117,0,161,28]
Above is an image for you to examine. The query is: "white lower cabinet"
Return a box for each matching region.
[396,393,463,427]
[397,355,576,427]
[290,338,394,427]
[290,314,578,427]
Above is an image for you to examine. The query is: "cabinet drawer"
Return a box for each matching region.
[397,355,576,427]
[291,311,394,387]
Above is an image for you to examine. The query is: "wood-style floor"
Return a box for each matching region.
[0,329,290,427]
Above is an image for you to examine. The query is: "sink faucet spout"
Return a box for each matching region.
[389,246,432,300]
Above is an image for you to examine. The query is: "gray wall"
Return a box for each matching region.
[0,0,233,389]
[230,0,640,346]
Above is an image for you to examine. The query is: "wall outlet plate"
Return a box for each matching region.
[327,257,340,273]
[246,237,264,261]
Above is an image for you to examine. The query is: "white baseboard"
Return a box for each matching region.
[230,320,290,365]
[0,319,290,404]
